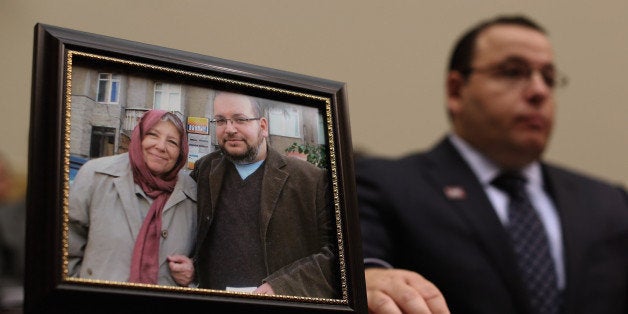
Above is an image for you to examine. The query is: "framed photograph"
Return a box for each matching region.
[26,23,365,313]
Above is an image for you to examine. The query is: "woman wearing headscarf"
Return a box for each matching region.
[68,110,197,286]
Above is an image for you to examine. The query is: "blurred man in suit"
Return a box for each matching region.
[356,15,628,314]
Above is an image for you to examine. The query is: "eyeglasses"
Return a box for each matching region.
[464,59,568,89]
[209,116,261,127]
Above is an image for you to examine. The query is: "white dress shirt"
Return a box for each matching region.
[449,134,565,288]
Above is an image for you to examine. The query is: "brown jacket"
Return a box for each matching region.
[190,146,337,298]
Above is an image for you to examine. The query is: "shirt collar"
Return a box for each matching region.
[234,160,265,180]
[448,133,543,187]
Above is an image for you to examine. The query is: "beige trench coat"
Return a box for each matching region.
[68,153,197,286]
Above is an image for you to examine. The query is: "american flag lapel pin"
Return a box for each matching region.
[444,185,466,200]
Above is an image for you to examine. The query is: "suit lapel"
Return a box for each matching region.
[542,166,585,313]
[259,148,288,243]
[113,170,143,240]
[163,188,183,215]
[208,157,227,213]
[194,155,227,255]
[425,138,529,308]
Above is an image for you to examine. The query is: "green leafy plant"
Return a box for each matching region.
[285,142,327,169]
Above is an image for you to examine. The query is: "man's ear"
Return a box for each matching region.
[447,70,465,98]
[446,71,465,116]
[259,117,269,137]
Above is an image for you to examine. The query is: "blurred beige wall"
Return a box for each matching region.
[1,0,626,186]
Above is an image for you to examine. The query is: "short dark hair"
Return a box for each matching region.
[448,15,547,77]
[213,91,262,117]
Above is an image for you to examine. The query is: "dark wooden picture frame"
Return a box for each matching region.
[26,23,365,313]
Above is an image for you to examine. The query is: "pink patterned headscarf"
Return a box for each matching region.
[127,109,188,284]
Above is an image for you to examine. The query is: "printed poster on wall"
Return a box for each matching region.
[187,116,211,169]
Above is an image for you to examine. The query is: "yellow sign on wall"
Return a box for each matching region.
[187,117,209,135]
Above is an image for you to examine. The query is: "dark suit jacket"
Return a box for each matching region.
[190,146,337,298]
[356,137,628,314]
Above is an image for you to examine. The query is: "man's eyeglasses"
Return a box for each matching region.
[209,117,261,127]
[463,59,568,89]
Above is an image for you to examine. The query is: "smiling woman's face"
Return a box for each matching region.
[141,120,181,177]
